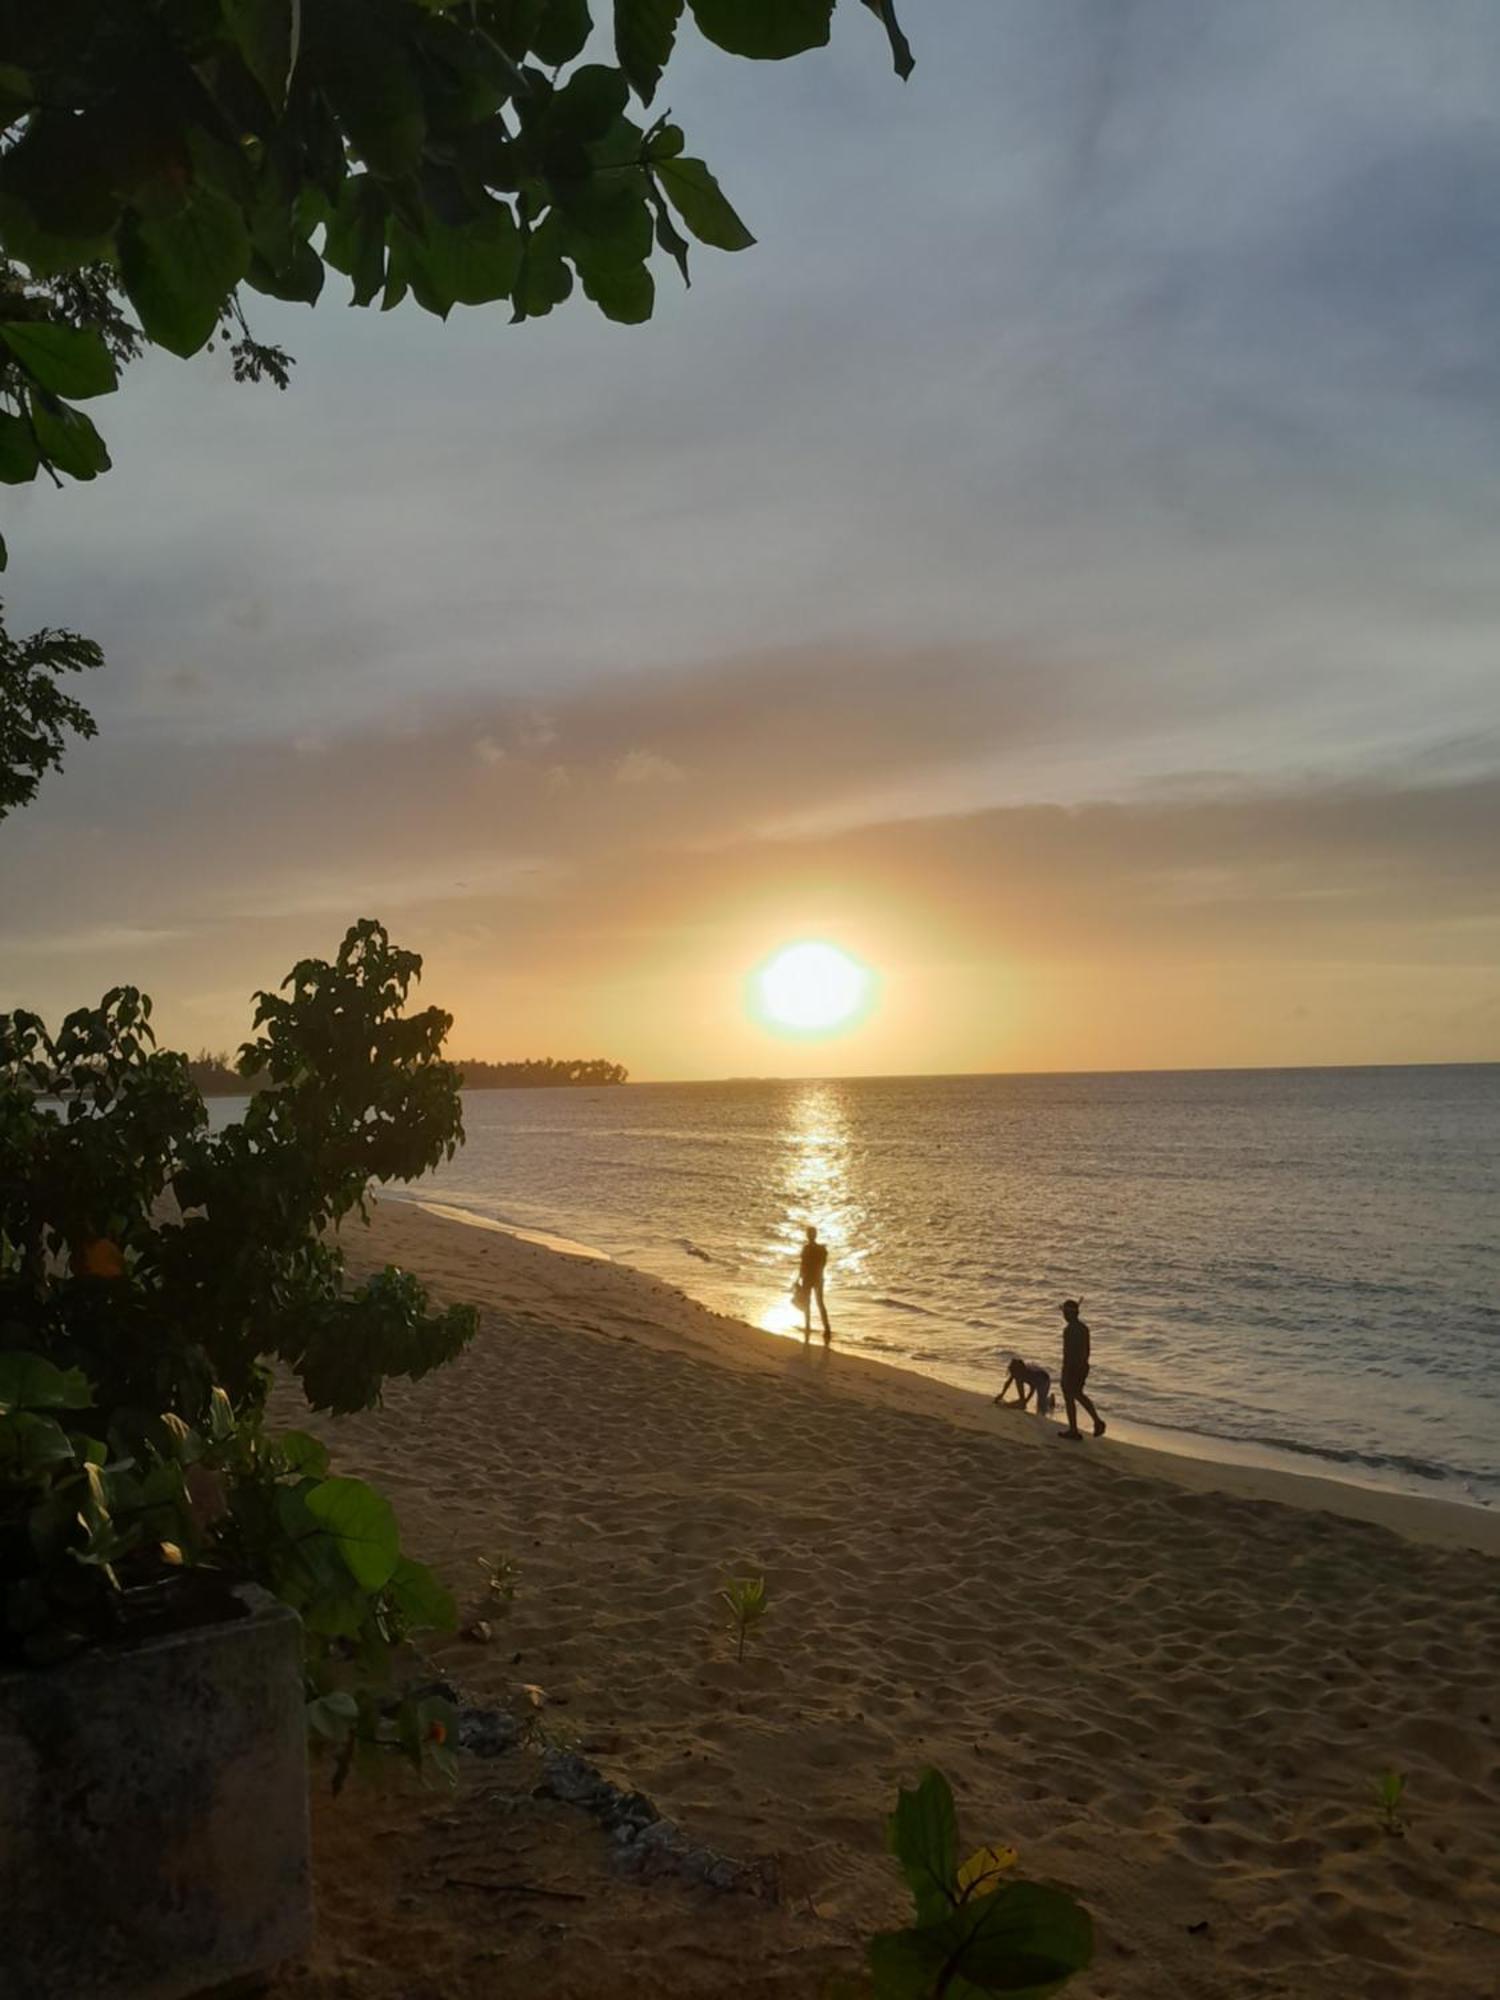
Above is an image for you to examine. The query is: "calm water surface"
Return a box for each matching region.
[372,1066,1500,1509]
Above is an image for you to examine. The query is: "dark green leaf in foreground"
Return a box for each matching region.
[887,1767,959,1927]
[119,187,252,357]
[0,412,39,484]
[0,321,117,399]
[576,256,655,324]
[27,393,110,480]
[861,0,915,80]
[0,1411,78,1477]
[303,1476,401,1592]
[323,176,390,308]
[311,3,426,178]
[649,188,693,287]
[222,0,297,109]
[655,156,754,250]
[615,0,685,102]
[531,0,595,67]
[870,1882,1094,1999]
[387,1553,458,1633]
[387,203,521,317]
[687,0,833,62]
[0,1352,94,1415]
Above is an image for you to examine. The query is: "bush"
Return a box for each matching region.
[0,920,476,1778]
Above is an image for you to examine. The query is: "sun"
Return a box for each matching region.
[751,941,874,1036]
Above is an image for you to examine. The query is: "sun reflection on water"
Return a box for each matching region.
[755,1083,866,1339]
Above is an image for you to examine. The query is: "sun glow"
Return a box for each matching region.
[751,941,874,1036]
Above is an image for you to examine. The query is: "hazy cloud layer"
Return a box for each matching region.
[3,2,1500,1069]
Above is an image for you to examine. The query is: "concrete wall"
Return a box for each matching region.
[0,1584,313,2000]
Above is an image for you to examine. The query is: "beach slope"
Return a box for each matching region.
[277,1198,1500,2000]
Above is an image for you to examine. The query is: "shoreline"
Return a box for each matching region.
[392,1193,1500,1556]
[280,1192,1500,1998]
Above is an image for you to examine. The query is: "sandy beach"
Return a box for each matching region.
[273,1197,1500,2000]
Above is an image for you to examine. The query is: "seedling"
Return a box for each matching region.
[478,1549,519,1611]
[1373,1768,1407,1838]
[867,1768,1093,1997]
[718,1572,769,1662]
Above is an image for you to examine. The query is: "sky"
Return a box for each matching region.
[4,0,1500,1078]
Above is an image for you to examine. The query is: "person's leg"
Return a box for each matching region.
[1060,1382,1081,1435]
[816,1281,831,1341]
[1075,1387,1104,1435]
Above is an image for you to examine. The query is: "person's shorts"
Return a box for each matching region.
[1061,1366,1089,1397]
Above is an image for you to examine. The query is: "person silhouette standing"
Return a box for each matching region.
[798,1225,831,1343]
[1057,1298,1105,1440]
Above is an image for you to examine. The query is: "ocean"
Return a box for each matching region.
[377,1065,1500,1510]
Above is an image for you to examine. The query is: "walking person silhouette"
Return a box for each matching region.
[797,1224,831,1344]
[1057,1298,1105,1440]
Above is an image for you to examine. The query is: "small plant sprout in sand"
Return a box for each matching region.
[1374,1768,1408,1838]
[718,1572,769,1663]
[863,1768,1093,1998]
[479,1550,520,1611]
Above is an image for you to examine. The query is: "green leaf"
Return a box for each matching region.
[577,258,654,323]
[0,1411,78,1476]
[956,1882,1094,1993]
[512,213,574,321]
[860,0,914,80]
[0,321,117,399]
[303,1475,401,1591]
[388,201,520,316]
[386,1553,457,1633]
[615,0,684,103]
[867,1924,947,2000]
[307,1689,359,1739]
[0,411,39,484]
[323,175,389,307]
[278,1429,330,1478]
[655,155,754,250]
[314,4,426,177]
[887,1768,958,1927]
[223,0,296,108]
[0,1352,93,1414]
[872,1883,1095,1999]
[29,392,111,480]
[560,180,653,270]
[644,120,685,159]
[532,0,593,66]
[119,186,252,358]
[551,64,632,141]
[687,0,833,61]
[649,188,692,287]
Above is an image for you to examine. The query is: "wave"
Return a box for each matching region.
[677,1238,716,1264]
[871,1295,945,1319]
[1140,1412,1471,1491]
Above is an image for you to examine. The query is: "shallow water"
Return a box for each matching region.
[372,1066,1500,1508]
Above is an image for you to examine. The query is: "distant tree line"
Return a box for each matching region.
[185,1051,628,1093]
[188,1048,628,1096]
[455,1058,628,1089]
[186,1051,262,1096]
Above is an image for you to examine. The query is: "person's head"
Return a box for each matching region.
[1007,1357,1026,1382]
[1061,1298,1080,1321]
[805,1224,818,1242]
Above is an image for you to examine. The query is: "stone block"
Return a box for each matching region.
[0,1583,313,2000]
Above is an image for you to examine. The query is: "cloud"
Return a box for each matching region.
[615,750,685,786]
